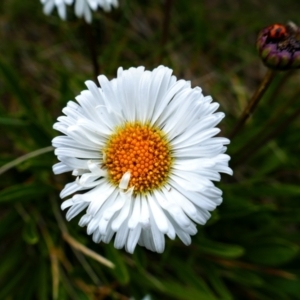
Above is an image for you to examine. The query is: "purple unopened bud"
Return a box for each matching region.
[257,22,300,70]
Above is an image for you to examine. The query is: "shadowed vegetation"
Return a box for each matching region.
[1,0,300,299]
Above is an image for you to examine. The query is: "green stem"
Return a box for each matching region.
[233,89,300,166]
[50,196,102,285]
[0,146,53,176]
[228,69,276,139]
[84,22,100,81]
[265,70,295,105]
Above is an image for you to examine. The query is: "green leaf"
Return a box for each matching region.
[159,280,217,300]
[0,59,53,141]
[0,246,22,279]
[37,261,50,300]
[0,183,52,204]
[0,117,28,126]
[206,267,233,300]
[0,260,31,299]
[198,238,245,258]
[0,211,19,240]
[22,220,39,244]
[221,196,259,218]
[246,238,299,266]
[0,58,32,112]
[19,157,54,171]
[171,260,218,299]
[105,244,129,285]
[27,124,53,147]
[224,183,300,198]
[257,184,300,197]
[224,269,264,287]
[267,277,300,298]
[16,265,40,300]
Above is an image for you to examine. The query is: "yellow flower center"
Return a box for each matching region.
[103,122,173,194]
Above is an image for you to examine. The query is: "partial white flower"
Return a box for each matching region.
[52,66,233,254]
[75,0,119,23]
[41,0,73,20]
[97,0,118,12]
[130,295,152,300]
[74,0,92,23]
[41,0,118,22]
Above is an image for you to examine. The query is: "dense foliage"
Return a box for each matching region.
[1,0,300,299]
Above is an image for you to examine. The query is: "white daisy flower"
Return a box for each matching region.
[52,66,232,254]
[74,0,118,23]
[41,0,73,20]
[41,0,118,22]
[97,0,119,12]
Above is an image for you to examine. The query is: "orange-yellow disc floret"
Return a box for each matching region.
[103,122,173,194]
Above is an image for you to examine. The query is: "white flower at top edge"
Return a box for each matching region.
[74,0,118,23]
[52,66,233,254]
[41,0,73,20]
[41,0,118,23]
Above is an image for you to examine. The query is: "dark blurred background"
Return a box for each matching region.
[1,0,300,299]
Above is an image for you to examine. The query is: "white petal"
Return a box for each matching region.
[43,1,55,15]
[85,183,115,215]
[53,162,72,174]
[139,195,150,228]
[149,210,165,253]
[128,196,141,229]
[55,147,101,159]
[148,195,169,233]
[78,214,92,227]
[156,189,191,229]
[61,199,74,210]
[111,191,133,231]
[84,4,92,23]
[119,171,131,189]
[66,202,89,221]
[102,193,126,221]
[92,228,102,243]
[57,3,66,19]
[126,224,142,254]
[152,79,189,126]
[60,181,88,199]
[75,0,85,17]
[101,227,115,244]
[114,220,130,249]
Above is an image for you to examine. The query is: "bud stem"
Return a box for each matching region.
[232,87,300,166]
[229,69,277,139]
[84,22,100,82]
[233,105,300,167]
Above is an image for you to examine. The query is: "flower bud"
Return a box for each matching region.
[257,22,300,70]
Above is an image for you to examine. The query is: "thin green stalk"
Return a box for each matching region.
[50,196,102,285]
[59,266,81,300]
[233,89,300,166]
[50,196,114,269]
[229,69,277,139]
[62,233,115,269]
[0,146,53,176]
[84,22,100,81]
[265,70,295,105]
[50,195,69,234]
[35,211,60,300]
